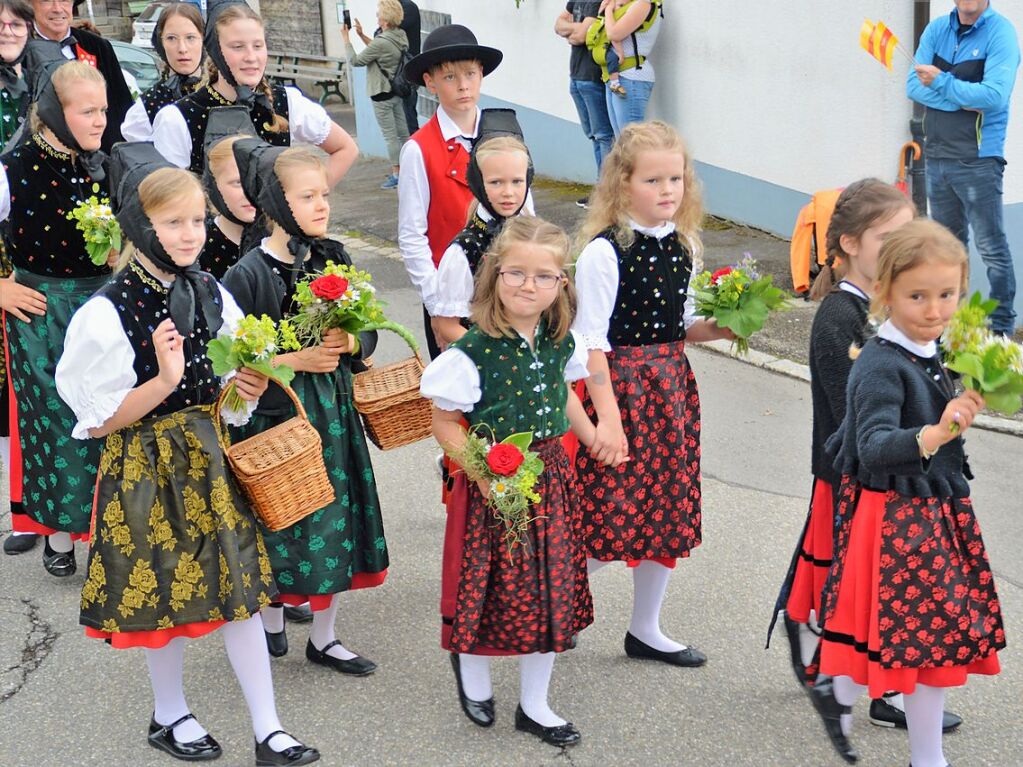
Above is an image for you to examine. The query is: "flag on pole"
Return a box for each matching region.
[860,19,900,71]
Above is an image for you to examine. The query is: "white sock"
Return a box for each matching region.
[145,638,208,742]
[628,560,685,653]
[309,594,358,661]
[840,712,854,737]
[833,675,867,707]
[807,610,822,635]
[261,603,285,634]
[884,692,906,712]
[221,615,299,752]
[458,653,493,702]
[0,435,9,472]
[48,532,73,553]
[797,622,819,667]
[519,652,565,728]
[904,684,947,767]
[587,557,612,576]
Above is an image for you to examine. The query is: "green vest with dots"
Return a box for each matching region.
[450,325,575,442]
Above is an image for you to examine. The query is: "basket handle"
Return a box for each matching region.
[213,375,310,425]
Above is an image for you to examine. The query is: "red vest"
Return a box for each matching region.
[410,114,474,268]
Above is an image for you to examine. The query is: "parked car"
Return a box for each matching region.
[130,0,171,49]
[111,39,162,94]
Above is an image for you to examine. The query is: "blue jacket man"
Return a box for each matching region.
[908,1,1020,333]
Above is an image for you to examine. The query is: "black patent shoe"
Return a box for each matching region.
[624,632,707,667]
[809,677,859,764]
[305,639,377,676]
[514,705,581,747]
[449,653,496,727]
[283,604,314,623]
[782,612,811,688]
[42,538,76,577]
[4,533,39,555]
[264,627,288,658]
[869,695,964,733]
[147,714,222,762]
[254,731,320,766]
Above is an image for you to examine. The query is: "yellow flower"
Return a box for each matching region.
[129,560,158,593]
[121,588,144,610]
[101,619,120,633]
[156,616,174,630]
[171,580,193,603]
[233,605,250,621]
[103,498,125,526]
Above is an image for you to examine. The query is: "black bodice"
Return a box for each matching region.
[450,212,503,276]
[142,79,198,123]
[200,214,242,280]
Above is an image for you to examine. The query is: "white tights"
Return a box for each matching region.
[904,685,947,767]
[588,558,686,652]
[456,652,565,728]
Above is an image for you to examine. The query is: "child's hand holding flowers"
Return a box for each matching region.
[67,190,122,267]
[206,314,301,412]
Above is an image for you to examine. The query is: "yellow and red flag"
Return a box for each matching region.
[860,19,899,71]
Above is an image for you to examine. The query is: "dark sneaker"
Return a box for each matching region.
[869,696,963,733]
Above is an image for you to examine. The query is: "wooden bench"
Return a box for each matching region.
[265,52,349,106]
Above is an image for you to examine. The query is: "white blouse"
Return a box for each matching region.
[572,219,698,352]
[877,319,938,358]
[56,278,255,439]
[433,207,501,319]
[120,98,155,142]
[420,329,591,413]
[151,86,333,168]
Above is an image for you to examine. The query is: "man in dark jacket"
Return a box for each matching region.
[398,0,420,134]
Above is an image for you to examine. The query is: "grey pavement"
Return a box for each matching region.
[1,242,1021,767]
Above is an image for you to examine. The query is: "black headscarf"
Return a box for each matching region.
[203,106,256,226]
[466,108,533,221]
[204,0,271,111]
[109,142,224,335]
[233,136,348,285]
[24,41,107,179]
[0,32,28,100]
[150,7,205,100]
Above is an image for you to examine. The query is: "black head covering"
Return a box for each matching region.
[24,41,107,179]
[204,0,271,111]
[466,109,533,221]
[150,4,206,99]
[0,31,28,100]
[203,106,256,225]
[233,136,347,283]
[109,141,223,335]
[402,24,502,88]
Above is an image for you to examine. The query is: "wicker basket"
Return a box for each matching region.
[352,352,433,450]
[216,384,335,532]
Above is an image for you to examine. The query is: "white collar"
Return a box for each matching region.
[838,280,870,301]
[259,237,292,265]
[437,104,481,143]
[34,24,72,43]
[877,319,937,358]
[628,218,676,239]
[477,206,494,223]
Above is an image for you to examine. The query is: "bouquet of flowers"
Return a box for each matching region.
[207,314,301,412]
[943,292,1023,418]
[67,191,122,266]
[451,427,545,557]
[691,254,789,355]
[290,261,418,353]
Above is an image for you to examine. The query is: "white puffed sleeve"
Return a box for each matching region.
[120,98,154,142]
[419,348,481,412]
[565,331,591,382]
[0,162,9,222]
[151,104,192,168]
[683,282,698,329]
[285,87,332,147]
[433,243,474,318]
[216,284,259,427]
[571,237,618,352]
[55,297,138,439]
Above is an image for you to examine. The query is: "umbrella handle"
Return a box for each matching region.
[897,141,922,183]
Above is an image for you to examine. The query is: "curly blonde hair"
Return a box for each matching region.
[577,120,703,260]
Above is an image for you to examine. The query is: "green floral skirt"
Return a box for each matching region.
[231,364,388,605]
[80,406,276,648]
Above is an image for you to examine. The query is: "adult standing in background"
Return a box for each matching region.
[398,0,420,134]
[908,0,1020,335]
[556,0,613,208]
[600,0,660,136]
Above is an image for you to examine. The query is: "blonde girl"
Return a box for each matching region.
[202,132,257,278]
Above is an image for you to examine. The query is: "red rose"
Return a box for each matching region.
[486,443,525,476]
[310,274,349,301]
[711,266,733,285]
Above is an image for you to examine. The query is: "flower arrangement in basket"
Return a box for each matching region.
[691,254,790,355]
[450,427,545,558]
[291,261,433,450]
[207,314,335,532]
[66,188,122,266]
[943,292,1023,428]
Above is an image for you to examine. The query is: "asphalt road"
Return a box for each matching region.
[1,245,1020,767]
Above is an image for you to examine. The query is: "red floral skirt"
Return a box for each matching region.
[575,340,701,564]
[820,482,1004,697]
[785,478,835,623]
[441,437,593,655]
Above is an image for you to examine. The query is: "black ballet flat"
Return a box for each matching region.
[283,604,314,623]
[264,627,288,658]
[42,539,76,577]
[305,639,377,676]
[809,676,859,764]
[624,632,707,667]
[449,653,496,728]
[514,705,581,747]
[147,713,222,762]
[254,730,320,766]
[4,533,39,555]
[782,611,811,689]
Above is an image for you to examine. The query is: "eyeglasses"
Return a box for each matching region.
[0,21,29,36]
[499,270,564,290]
[162,34,202,46]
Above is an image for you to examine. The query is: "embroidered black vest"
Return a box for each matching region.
[177,84,291,174]
[603,228,693,347]
[200,214,242,280]
[142,79,198,123]
[2,134,112,277]
[98,261,222,415]
[450,211,503,276]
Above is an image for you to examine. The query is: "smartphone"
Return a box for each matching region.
[343,9,352,28]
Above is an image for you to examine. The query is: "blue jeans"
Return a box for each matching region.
[569,78,614,175]
[927,156,1017,333]
[605,77,654,137]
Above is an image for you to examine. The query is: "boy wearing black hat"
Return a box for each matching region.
[396,23,502,359]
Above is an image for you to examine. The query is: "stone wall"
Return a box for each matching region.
[259,0,325,54]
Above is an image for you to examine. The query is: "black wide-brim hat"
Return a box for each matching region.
[403,24,502,88]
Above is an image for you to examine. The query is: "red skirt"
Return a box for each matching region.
[276,570,388,612]
[785,478,834,623]
[820,482,1004,698]
[441,437,593,655]
[575,340,701,565]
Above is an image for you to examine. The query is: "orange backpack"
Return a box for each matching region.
[789,189,842,294]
